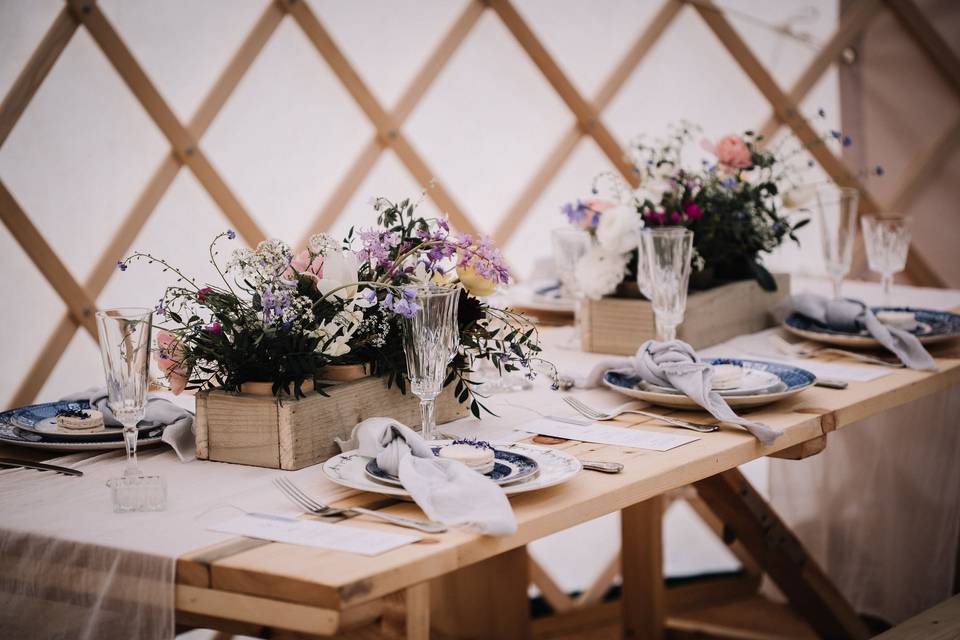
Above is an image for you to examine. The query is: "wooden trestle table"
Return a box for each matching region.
[162,337,960,640]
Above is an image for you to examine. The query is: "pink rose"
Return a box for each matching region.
[712,134,752,169]
[155,330,189,395]
[285,249,324,282]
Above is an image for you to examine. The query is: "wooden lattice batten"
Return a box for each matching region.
[0,0,957,411]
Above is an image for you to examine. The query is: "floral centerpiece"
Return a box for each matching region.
[121,195,541,418]
[562,120,879,298]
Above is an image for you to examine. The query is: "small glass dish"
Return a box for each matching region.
[107,475,167,512]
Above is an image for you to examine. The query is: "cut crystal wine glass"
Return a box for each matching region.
[861,215,912,304]
[96,308,166,512]
[816,184,859,299]
[402,285,460,440]
[641,228,694,342]
[551,227,592,344]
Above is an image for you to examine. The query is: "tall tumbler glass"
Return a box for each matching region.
[403,284,460,440]
[97,308,166,512]
[641,228,694,341]
[861,215,912,303]
[816,184,859,299]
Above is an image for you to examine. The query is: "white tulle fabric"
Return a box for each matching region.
[0,446,355,640]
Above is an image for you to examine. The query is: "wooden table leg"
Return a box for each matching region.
[430,545,532,639]
[405,582,430,640]
[694,468,871,640]
[621,495,665,640]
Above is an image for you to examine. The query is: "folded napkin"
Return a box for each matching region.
[573,340,782,444]
[778,293,936,371]
[60,388,196,462]
[336,418,517,536]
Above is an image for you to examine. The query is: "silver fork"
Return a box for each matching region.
[562,396,718,433]
[273,477,447,534]
[769,334,904,368]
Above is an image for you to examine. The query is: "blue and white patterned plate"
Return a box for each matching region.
[0,401,165,451]
[365,446,539,487]
[785,306,960,347]
[603,358,816,410]
[324,441,581,498]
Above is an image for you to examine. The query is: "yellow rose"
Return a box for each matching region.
[457,265,498,297]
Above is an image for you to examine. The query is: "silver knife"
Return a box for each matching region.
[0,458,83,476]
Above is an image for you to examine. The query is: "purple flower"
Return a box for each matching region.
[360,288,378,306]
[117,260,127,272]
[226,229,236,240]
[670,211,682,224]
[842,135,852,147]
[391,299,419,319]
[875,165,885,176]
[818,108,826,117]
[197,287,213,302]
[831,130,841,139]
[454,233,510,286]
[401,287,417,302]
[358,228,400,267]
[722,177,737,189]
[206,322,222,334]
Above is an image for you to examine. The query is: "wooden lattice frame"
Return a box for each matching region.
[1,0,957,411]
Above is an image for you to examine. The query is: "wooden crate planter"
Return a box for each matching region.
[580,273,790,355]
[195,378,468,470]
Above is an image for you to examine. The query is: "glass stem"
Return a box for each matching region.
[655,318,677,342]
[881,273,893,304]
[832,276,843,300]
[122,426,141,477]
[420,399,437,441]
[572,297,583,345]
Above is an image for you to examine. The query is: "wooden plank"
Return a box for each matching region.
[285,0,479,236]
[684,493,761,575]
[875,593,960,639]
[176,584,342,636]
[0,6,78,148]
[489,0,639,189]
[621,496,665,639]
[888,115,960,213]
[430,545,532,639]
[766,434,827,460]
[693,469,870,640]
[197,355,960,612]
[530,552,576,613]
[67,0,265,246]
[0,181,98,338]
[405,582,430,640]
[667,594,817,640]
[757,0,882,141]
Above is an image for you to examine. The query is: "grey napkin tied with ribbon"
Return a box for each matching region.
[574,340,782,444]
[336,417,517,536]
[778,293,937,371]
[60,388,196,462]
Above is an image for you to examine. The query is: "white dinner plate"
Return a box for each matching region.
[642,368,781,397]
[323,441,581,498]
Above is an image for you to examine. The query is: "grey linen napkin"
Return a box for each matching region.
[779,293,936,370]
[60,388,196,462]
[336,417,517,536]
[574,340,782,444]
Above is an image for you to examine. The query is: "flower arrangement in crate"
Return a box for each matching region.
[562,119,881,299]
[120,195,541,418]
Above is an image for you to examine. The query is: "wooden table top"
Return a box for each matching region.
[171,344,960,619]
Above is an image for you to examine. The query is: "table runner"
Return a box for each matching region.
[0,446,356,640]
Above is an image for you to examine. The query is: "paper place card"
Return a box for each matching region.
[208,513,420,556]
[519,417,699,452]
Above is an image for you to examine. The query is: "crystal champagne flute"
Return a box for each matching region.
[861,215,912,304]
[816,184,859,299]
[641,228,694,341]
[550,227,592,343]
[403,284,460,440]
[96,308,166,512]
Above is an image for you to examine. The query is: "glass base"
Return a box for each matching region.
[107,474,167,512]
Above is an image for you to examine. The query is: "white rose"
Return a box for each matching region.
[574,247,629,300]
[316,249,361,299]
[595,204,642,254]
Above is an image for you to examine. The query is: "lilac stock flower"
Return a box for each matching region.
[391,298,419,319]
[454,234,510,286]
[358,228,400,266]
[260,286,291,325]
